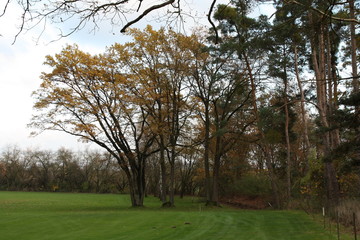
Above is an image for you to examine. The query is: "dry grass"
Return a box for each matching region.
[336,199,360,230]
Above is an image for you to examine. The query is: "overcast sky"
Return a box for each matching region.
[0,1,273,151]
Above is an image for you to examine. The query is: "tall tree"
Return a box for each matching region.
[212,1,284,208]
[190,43,218,205]
[269,0,309,202]
[111,26,200,206]
[348,0,359,163]
[306,4,341,206]
[30,44,157,206]
[30,27,205,206]
[210,69,252,205]
[191,27,253,205]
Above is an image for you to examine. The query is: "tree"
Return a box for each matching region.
[0,146,28,190]
[279,0,360,206]
[177,145,202,198]
[268,0,309,202]
[212,1,284,207]
[348,0,359,165]
[109,26,201,206]
[306,3,342,206]
[30,26,207,206]
[29,149,55,191]
[30,44,158,206]
[325,0,359,194]
[190,28,253,205]
[210,74,252,205]
[189,39,217,205]
[80,150,123,193]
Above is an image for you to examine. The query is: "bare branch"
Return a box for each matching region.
[120,0,175,32]
[137,0,143,12]
[208,0,218,44]
[3,0,227,43]
[12,0,32,44]
[0,0,11,17]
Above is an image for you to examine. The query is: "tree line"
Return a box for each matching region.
[0,146,127,193]
[0,146,203,197]
[0,0,359,210]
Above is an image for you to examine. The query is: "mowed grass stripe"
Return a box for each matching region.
[0,192,350,240]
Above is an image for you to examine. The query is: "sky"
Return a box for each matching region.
[0,1,274,151]
[0,3,123,151]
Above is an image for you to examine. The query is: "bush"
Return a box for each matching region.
[222,172,272,198]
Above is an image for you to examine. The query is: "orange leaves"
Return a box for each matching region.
[30,25,210,161]
[74,122,97,136]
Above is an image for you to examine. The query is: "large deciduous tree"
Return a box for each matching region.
[110,26,200,206]
[30,43,158,206]
[30,26,204,207]
[190,25,254,205]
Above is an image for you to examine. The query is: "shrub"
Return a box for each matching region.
[222,172,272,198]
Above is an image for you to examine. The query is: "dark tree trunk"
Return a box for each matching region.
[349,0,360,194]
[283,56,291,202]
[294,46,310,172]
[159,140,168,204]
[203,103,212,203]
[121,154,146,207]
[210,135,221,206]
[308,13,339,205]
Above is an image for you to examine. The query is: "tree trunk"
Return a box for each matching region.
[284,77,291,202]
[264,144,281,209]
[325,28,340,149]
[159,139,168,204]
[203,103,212,203]
[324,161,339,206]
[308,13,339,205]
[211,135,221,206]
[120,163,144,207]
[167,86,181,207]
[135,158,146,206]
[157,96,168,204]
[124,154,146,207]
[282,46,292,202]
[349,0,359,95]
[169,161,175,206]
[349,0,360,193]
[294,46,310,172]
[168,146,176,207]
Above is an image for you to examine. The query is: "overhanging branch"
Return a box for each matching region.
[285,0,360,24]
[208,0,219,44]
[120,0,175,32]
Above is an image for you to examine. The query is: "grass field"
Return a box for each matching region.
[0,192,351,240]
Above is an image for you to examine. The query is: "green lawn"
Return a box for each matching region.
[0,192,350,240]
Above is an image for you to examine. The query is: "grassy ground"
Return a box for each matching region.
[0,191,351,240]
